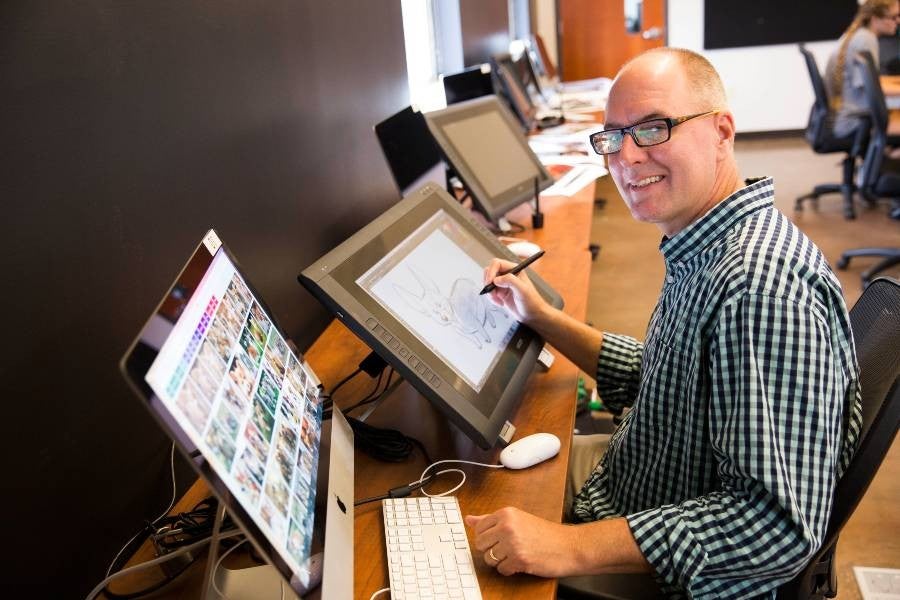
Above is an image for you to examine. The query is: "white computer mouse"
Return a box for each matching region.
[505,240,543,259]
[499,433,561,469]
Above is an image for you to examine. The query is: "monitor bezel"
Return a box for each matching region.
[374,105,444,195]
[299,184,562,449]
[424,96,553,224]
[492,52,538,128]
[440,64,495,105]
[119,231,330,592]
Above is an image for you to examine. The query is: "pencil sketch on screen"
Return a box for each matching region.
[357,215,518,391]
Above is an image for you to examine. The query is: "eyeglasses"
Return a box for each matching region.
[589,110,719,155]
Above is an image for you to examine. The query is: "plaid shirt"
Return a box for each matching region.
[572,177,863,599]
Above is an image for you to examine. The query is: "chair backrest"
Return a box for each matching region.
[800,45,831,112]
[799,45,834,150]
[779,277,900,598]
[856,51,889,193]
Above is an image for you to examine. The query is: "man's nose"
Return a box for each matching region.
[615,132,648,165]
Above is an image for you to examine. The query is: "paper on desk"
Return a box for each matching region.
[854,567,900,600]
[539,154,604,167]
[541,164,608,197]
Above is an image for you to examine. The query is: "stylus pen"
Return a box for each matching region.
[479,250,545,295]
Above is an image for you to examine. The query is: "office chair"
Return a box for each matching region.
[560,277,900,600]
[796,45,868,220]
[776,276,900,599]
[834,52,900,289]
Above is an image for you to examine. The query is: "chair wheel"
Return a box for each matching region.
[836,256,850,269]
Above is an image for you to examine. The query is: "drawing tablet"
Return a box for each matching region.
[299,184,562,449]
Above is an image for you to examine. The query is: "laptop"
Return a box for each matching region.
[120,229,353,599]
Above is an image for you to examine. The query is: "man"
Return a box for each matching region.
[465,48,863,598]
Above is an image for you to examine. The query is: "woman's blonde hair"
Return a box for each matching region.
[832,0,898,108]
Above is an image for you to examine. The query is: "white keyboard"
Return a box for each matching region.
[382,496,482,600]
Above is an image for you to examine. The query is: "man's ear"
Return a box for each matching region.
[714,111,736,155]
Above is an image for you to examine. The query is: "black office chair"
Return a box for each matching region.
[796,45,867,219]
[834,52,900,288]
[559,277,900,600]
[777,276,900,599]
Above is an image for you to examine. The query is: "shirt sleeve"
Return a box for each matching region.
[595,332,643,414]
[625,294,847,597]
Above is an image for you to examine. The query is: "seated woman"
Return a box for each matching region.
[825,0,900,138]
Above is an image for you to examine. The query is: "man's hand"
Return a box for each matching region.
[465,509,653,578]
[464,507,580,577]
[483,258,550,325]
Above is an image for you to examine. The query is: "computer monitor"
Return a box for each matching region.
[423,95,553,224]
[299,183,562,449]
[120,230,353,598]
[374,105,446,196]
[441,64,495,105]
[491,53,538,130]
[508,48,546,103]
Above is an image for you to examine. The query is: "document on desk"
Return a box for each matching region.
[540,164,608,197]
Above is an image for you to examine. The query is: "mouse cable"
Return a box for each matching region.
[414,459,505,498]
[85,528,244,600]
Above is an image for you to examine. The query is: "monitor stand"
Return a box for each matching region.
[214,564,302,600]
[200,407,356,600]
[200,504,305,600]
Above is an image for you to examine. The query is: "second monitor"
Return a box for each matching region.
[424,95,553,226]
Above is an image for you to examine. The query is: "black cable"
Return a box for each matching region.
[102,497,229,598]
[322,366,389,420]
[344,415,433,464]
[343,368,395,414]
[324,367,363,407]
[354,472,437,507]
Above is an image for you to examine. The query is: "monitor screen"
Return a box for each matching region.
[299,184,562,449]
[512,49,545,101]
[491,53,537,129]
[424,95,552,223]
[441,64,495,105]
[374,105,445,195]
[120,231,335,591]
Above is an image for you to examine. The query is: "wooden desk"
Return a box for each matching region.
[109,183,596,599]
[881,74,900,108]
[311,185,595,599]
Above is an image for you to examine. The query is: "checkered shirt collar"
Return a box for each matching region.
[659,176,774,265]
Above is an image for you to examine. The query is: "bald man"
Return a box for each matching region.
[467,48,863,598]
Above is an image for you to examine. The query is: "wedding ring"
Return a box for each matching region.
[489,547,500,562]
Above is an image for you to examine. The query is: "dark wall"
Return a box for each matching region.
[460,0,511,66]
[704,0,857,49]
[0,1,407,595]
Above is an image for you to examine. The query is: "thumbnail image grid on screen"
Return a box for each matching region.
[144,251,323,585]
[355,209,518,392]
